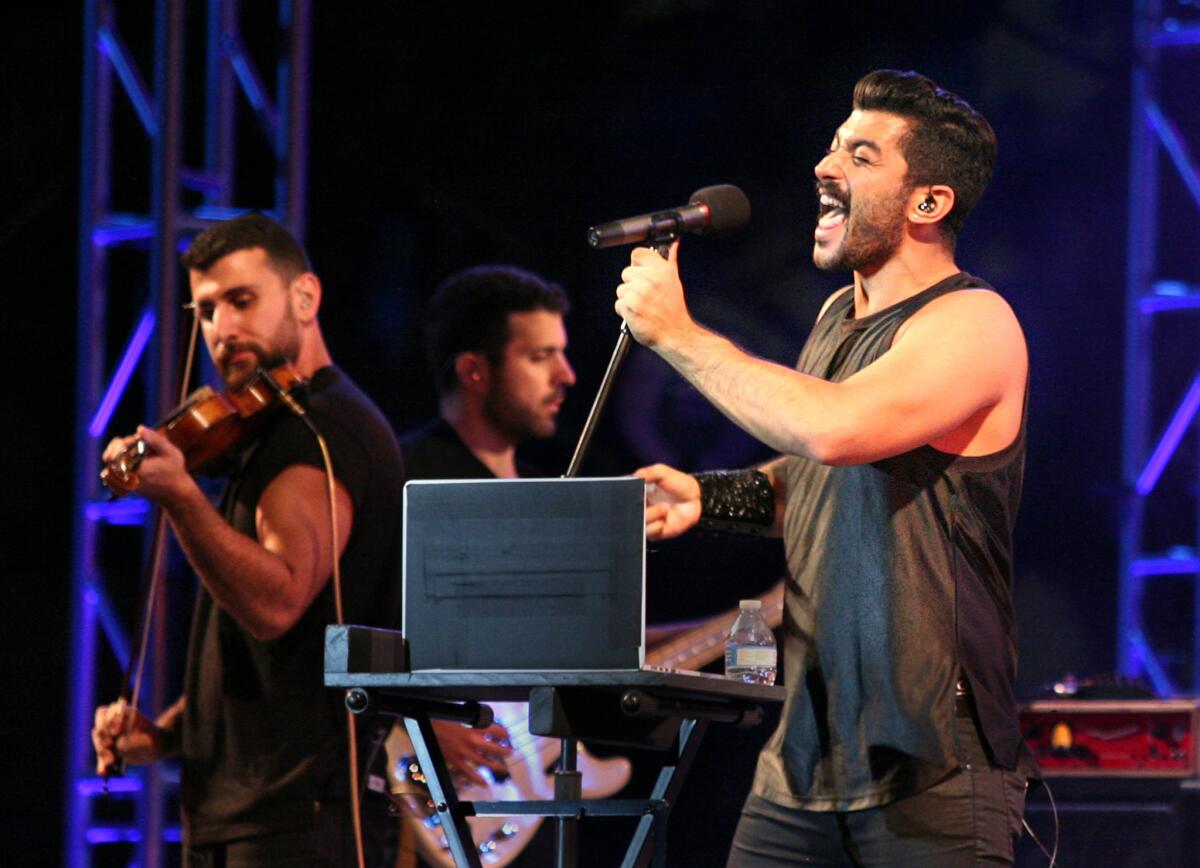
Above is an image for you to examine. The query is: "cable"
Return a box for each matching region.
[267,371,367,868]
[1021,777,1060,867]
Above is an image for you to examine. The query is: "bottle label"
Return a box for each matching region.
[731,646,776,668]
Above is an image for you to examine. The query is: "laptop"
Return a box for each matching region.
[401,477,646,671]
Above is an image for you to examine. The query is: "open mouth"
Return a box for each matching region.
[817,190,848,231]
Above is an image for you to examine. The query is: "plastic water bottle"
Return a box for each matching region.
[725,600,777,685]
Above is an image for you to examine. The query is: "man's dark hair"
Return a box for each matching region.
[853,69,997,239]
[181,212,312,281]
[424,264,570,395]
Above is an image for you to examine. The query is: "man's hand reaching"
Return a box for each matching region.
[635,463,702,541]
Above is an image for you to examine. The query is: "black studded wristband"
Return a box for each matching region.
[695,469,776,536]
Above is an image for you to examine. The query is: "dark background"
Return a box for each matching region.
[7,0,1191,861]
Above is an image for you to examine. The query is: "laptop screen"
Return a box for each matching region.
[402,477,645,671]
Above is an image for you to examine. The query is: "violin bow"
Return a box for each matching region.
[104,305,203,786]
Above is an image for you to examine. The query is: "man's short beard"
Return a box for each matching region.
[483,388,555,444]
[816,186,910,274]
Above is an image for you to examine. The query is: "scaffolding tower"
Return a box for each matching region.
[1120,0,1200,695]
[66,1,311,864]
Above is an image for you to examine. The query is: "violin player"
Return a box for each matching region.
[91,214,406,867]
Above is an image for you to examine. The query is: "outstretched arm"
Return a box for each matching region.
[615,243,1026,465]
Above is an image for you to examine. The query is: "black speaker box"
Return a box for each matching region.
[1015,777,1200,868]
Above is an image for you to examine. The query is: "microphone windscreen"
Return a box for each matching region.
[690,184,751,237]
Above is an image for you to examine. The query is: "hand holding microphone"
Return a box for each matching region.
[604,184,750,349]
[566,184,751,477]
[615,239,691,349]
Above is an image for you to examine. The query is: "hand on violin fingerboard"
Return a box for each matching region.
[101,427,194,505]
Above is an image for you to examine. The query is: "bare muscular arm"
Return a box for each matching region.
[616,243,1027,466]
[103,425,353,641]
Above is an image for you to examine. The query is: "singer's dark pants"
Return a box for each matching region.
[726,700,1028,867]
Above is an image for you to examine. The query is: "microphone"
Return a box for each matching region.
[587,184,751,249]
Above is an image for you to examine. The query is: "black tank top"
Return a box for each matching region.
[751,272,1027,811]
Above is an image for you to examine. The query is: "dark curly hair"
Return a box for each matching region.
[424,265,569,396]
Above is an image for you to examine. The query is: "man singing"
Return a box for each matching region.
[614,70,1033,865]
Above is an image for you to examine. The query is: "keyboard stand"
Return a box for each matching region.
[327,625,784,868]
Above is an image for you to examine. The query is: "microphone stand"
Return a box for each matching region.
[565,234,676,478]
[555,234,673,866]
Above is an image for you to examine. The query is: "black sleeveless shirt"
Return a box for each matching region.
[181,366,405,843]
[751,272,1027,811]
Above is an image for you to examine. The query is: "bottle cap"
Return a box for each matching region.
[739,599,762,610]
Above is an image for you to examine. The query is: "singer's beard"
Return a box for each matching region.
[815,188,908,274]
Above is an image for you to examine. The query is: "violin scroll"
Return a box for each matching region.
[100,438,149,495]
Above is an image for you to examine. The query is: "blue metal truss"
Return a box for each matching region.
[67,2,311,864]
[1120,0,1200,696]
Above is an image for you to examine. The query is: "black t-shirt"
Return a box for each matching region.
[181,365,404,845]
[399,417,539,480]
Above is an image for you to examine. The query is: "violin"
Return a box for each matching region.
[100,364,308,495]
